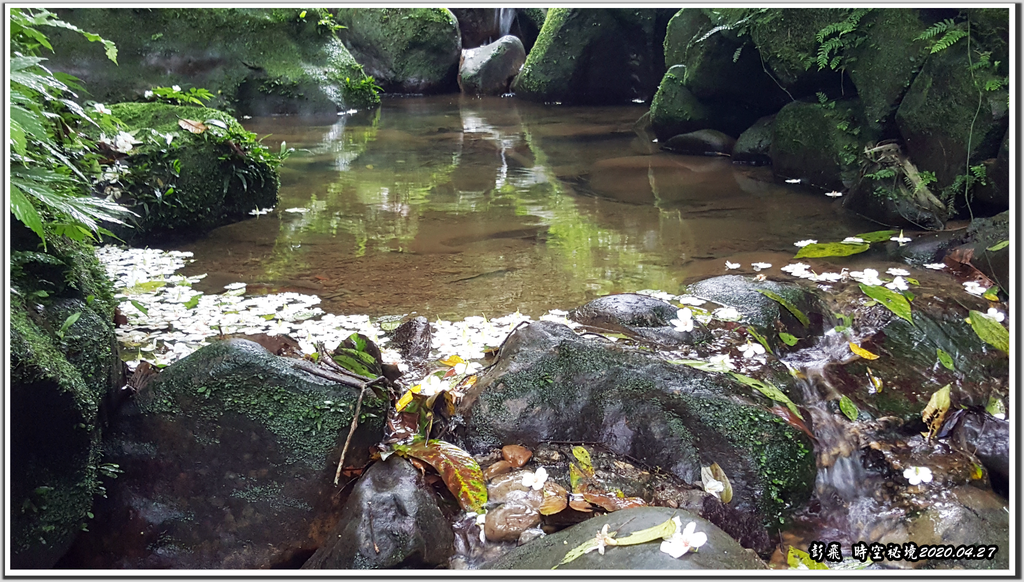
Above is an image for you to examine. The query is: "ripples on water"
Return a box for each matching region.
[175,95,882,320]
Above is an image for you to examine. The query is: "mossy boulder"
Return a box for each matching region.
[569,293,711,347]
[746,8,846,96]
[895,36,1009,193]
[845,9,930,132]
[98,102,279,244]
[458,321,816,528]
[485,507,767,569]
[649,66,715,140]
[663,10,789,128]
[336,8,462,94]
[9,233,122,569]
[58,339,388,568]
[770,98,877,190]
[512,8,668,105]
[47,8,375,115]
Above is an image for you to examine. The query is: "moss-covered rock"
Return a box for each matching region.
[894,36,1008,193]
[747,9,847,95]
[663,10,789,126]
[510,8,547,54]
[59,339,388,568]
[47,8,374,115]
[9,234,121,569]
[569,293,711,347]
[512,9,667,105]
[845,9,930,132]
[458,321,816,528]
[649,65,715,140]
[336,8,461,94]
[770,98,877,190]
[96,102,279,244]
[485,507,768,569]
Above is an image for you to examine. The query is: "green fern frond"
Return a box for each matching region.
[732,45,743,63]
[915,18,956,41]
[931,29,967,53]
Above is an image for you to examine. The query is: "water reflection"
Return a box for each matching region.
[176,95,877,319]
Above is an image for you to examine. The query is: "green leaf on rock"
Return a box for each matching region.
[936,348,955,371]
[967,310,1009,353]
[745,326,774,355]
[183,294,200,310]
[986,240,1009,252]
[839,395,859,421]
[859,283,913,324]
[392,439,487,513]
[331,354,372,378]
[779,332,799,346]
[128,299,148,316]
[788,546,829,569]
[756,289,810,326]
[985,396,1005,418]
[572,446,594,476]
[794,242,870,259]
[728,372,803,420]
[853,229,899,243]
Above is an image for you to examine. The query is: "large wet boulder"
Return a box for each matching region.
[952,211,1010,292]
[684,275,832,354]
[302,456,454,569]
[971,131,1010,213]
[336,8,462,94]
[895,34,1008,193]
[458,321,816,528]
[451,8,516,49]
[484,507,766,569]
[9,234,122,569]
[770,98,877,190]
[512,8,671,105]
[96,102,279,244]
[459,35,526,96]
[57,339,388,568]
[845,9,929,131]
[569,293,710,347]
[819,284,1006,423]
[47,8,375,115]
[661,10,789,132]
[662,130,736,157]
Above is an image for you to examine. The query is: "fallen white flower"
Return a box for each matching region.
[984,308,1005,323]
[740,342,765,359]
[963,281,986,296]
[172,84,181,92]
[521,467,548,491]
[704,478,725,498]
[284,207,310,213]
[885,276,909,291]
[794,239,817,247]
[713,307,742,322]
[890,233,912,245]
[785,178,801,184]
[586,524,617,556]
[825,191,843,198]
[725,261,740,270]
[677,296,705,306]
[751,262,772,271]
[924,263,946,270]
[669,308,694,333]
[93,102,112,115]
[903,466,933,485]
[841,236,866,244]
[886,268,910,276]
[660,517,707,558]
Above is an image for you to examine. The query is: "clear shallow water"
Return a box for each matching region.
[175,95,882,320]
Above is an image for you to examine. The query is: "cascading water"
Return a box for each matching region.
[498,8,515,38]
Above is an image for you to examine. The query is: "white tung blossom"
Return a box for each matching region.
[794,239,817,247]
[886,268,910,276]
[713,307,742,322]
[740,342,765,359]
[521,467,548,490]
[660,517,707,558]
[983,308,1006,323]
[924,263,946,270]
[669,308,694,333]
[725,261,740,270]
[751,262,772,271]
[903,466,933,485]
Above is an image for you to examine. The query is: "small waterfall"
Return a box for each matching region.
[498,8,516,38]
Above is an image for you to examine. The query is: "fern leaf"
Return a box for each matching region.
[931,29,967,53]
[915,18,954,41]
[733,45,743,63]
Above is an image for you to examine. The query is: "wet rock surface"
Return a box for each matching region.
[459,35,526,96]
[458,320,817,528]
[56,339,386,568]
[302,456,454,569]
[569,293,710,347]
[484,507,767,569]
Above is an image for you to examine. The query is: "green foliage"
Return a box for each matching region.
[859,283,913,324]
[838,395,859,421]
[936,348,955,370]
[55,311,82,339]
[9,10,133,249]
[144,85,214,107]
[728,372,803,420]
[967,310,1008,353]
[814,8,870,71]
[343,74,384,108]
[987,240,1009,252]
[298,8,346,34]
[756,289,810,327]
[779,332,799,346]
[916,18,968,54]
[794,241,870,259]
[391,439,487,513]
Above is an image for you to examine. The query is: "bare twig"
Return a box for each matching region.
[335,382,367,485]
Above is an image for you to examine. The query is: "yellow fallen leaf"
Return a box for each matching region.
[866,367,883,393]
[849,342,880,360]
[439,354,465,367]
[395,385,422,412]
[922,384,951,442]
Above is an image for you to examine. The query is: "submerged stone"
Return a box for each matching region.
[570,293,710,347]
